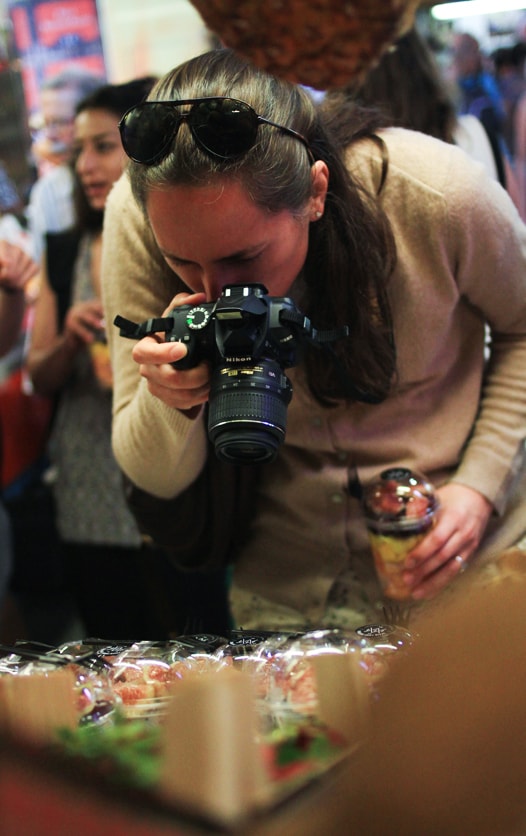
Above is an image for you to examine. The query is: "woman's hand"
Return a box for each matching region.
[132,292,211,412]
[0,240,39,292]
[63,298,105,347]
[402,482,493,600]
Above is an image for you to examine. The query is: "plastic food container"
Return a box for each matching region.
[353,623,416,695]
[362,467,439,600]
[226,629,362,732]
[0,650,120,726]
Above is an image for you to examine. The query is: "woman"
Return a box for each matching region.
[26,79,153,638]
[27,78,231,639]
[102,49,526,631]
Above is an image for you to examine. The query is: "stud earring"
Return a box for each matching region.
[315,210,322,219]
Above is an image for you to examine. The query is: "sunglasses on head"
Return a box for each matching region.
[118,96,315,165]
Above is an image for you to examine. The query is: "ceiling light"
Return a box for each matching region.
[431,0,526,20]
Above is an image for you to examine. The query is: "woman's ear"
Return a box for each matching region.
[309,160,329,222]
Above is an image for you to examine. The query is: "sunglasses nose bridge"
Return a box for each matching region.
[150,105,188,163]
[171,106,207,152]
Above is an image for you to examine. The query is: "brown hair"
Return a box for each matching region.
[129,48,397,404]
[326,28,457,144]
[73,76,158,232]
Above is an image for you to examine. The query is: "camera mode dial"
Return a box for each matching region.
[186,307,212,330]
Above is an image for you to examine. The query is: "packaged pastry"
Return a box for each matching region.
[353,623,415,693]
[230,629,362,731]
[0,648,119,726]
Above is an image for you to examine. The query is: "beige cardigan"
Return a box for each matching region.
[103,128,526,624]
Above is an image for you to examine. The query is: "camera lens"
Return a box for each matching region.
[207,360,292,464]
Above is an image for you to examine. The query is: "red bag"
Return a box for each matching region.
[0,366,53,489]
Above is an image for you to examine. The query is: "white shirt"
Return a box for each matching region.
[453,114,499,181]
[0,214,33,255]
[27,164,75,263]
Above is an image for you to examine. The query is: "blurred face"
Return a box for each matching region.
[73,108,127,210]
[146,179,320,302]
[40,87,78,154]
[451,34,480,79]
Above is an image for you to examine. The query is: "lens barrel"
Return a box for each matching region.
[207,360,292,464]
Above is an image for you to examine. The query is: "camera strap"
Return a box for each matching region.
[280,311,384,405]
[113,315,175,339]
[279,309,349,345]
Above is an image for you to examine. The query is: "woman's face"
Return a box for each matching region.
[146,179,317,302]
[73,108,127,210]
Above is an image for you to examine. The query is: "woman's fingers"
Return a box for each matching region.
[401,482,493,600]
[133,335,211,410]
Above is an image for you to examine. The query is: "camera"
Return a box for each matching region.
[115,283,348,464]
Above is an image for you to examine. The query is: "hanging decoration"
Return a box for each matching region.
[188,0,423,90]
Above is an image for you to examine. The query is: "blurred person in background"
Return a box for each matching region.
[516,10,526,45]
[27,67,105,265]
[0,235,40,641]
[0,239,39,355]
[499,44,526,222]
[0,162,35,266]
[3,69,105,642]
[0,112,77,644]
[491,43,526,160]
[0,163,36,351]
[27,78,156,640]
[338,27,523,219]
[448,32,509,189]
[27,78,231,639]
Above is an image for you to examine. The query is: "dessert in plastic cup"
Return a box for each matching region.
[362,467,439,600]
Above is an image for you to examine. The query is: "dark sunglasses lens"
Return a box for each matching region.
[189,99,258,159]
[121,103,179,164]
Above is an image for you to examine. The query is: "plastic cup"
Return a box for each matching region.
[362,468,439,600]
[89,330,113,390]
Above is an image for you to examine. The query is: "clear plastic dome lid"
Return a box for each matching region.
[362,467,439,532]
[354,623,415,650]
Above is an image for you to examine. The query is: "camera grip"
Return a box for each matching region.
[169,333,200,370]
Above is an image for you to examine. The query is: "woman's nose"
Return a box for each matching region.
[76,149,95,174]
[201,270,237,302]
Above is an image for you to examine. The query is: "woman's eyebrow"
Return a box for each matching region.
[217,246,263,263]
[160,245,263,264]
[159,249,194,264]
[73,130,115,146]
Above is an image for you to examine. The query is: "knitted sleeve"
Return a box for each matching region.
[101,173,208,499]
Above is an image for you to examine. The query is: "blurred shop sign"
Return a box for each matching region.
[7,0,106,115]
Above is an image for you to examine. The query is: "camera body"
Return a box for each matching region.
[167,283,305,463]
[115,283,348,464]
[166,283,302,369]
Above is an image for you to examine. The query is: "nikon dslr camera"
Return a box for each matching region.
[115,283,348,464]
